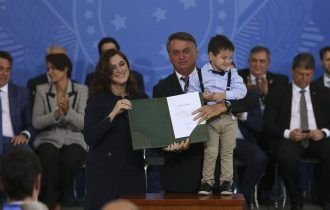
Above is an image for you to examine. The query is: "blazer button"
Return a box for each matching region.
[107,152,112,157]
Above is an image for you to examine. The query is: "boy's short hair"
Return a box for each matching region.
[208,34,234,55]
[292,52,315,70]
[0,149,42,201]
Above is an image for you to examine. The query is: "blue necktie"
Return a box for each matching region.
[0,91,3,156]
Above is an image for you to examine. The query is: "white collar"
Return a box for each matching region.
[0,83,9,94]
[292,83,310,93]
[175,67,197,80]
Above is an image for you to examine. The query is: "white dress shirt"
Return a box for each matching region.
[283,83,329,138]
[175,67,198,92]
[0,84,15,138]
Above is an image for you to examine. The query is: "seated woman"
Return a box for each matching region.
[84,49,147,210]
[32,53,88,210]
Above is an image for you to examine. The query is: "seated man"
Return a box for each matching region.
[315,46,330,88]
[0,51,34,156]
[0,149,47,209]
[264,52,330,210]
[234,92,268,209]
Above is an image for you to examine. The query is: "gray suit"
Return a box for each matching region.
[32,80,88,150]
[32,80,88,207]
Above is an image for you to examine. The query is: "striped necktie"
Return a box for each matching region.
[180,76,189,93]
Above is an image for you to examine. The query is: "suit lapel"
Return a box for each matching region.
[310,84,320,124]
[168,73,184,95]
[46,84,57,112]
[46,80,77,112]
[283,85,293,128]
[8,83,17,133]
[67,80,77,109]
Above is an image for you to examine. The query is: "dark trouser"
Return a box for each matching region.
[2,136,32,155]
[276,139,330,207]
[36,143,86,208]
[234,140,268,203]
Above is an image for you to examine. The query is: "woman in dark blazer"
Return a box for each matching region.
[32,54,88,210]
[84,49,147,210]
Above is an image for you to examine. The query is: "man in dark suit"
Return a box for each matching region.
[234,93,268,209]
[153,32,258,193]
[238,45,289,113]
[238,46,289,202]
[84,37,145,92]
[153,32,203,193]
[264,53,330,210]
[314,46,330,88]
[26,45,67,97]
[0,51,35,156]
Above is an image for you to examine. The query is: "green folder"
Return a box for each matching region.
[128,93,209,150]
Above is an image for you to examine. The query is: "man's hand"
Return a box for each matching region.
[163,138,190,152]
[289,129,308,142]
[257,77,269,96]
[11,134,28,146]
[308,129,325,141]
[246,76,269,96]
[246,76,258,91]
[192,103,227,124]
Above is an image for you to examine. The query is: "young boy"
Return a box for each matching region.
[188,34,247,195]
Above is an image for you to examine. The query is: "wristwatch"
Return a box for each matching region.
[224,100,232,112]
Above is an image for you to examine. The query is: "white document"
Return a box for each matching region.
[166,92,205,139]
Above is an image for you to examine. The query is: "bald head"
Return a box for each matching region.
[46,45,67,55]
[102,199,139,210]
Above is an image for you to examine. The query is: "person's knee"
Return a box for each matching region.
[37,144,59,160]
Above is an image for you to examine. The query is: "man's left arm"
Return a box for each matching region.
[12,88,35,145]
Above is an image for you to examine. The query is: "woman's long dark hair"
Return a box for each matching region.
[89,49,137,96]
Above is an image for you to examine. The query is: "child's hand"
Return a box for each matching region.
[202,91,214,101]
[212,92,226,102]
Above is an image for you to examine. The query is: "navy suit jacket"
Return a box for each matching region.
[264,83,330,141]
[153,71,203,193]
[238,68,289,99]
[7,82,35,140]
[238,105,263,143]
[26,73,48,96]
[314,75,325,87]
